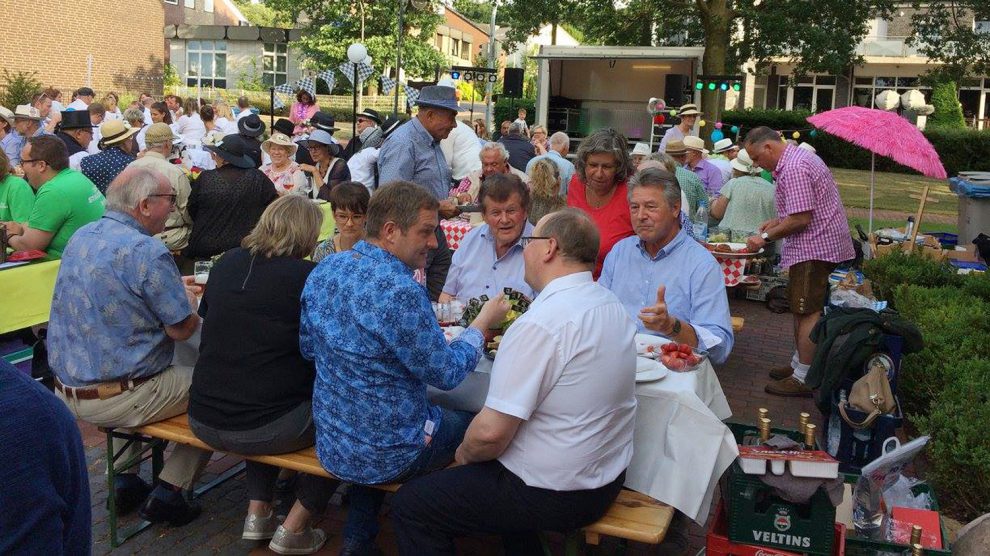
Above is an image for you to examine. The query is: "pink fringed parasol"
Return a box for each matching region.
[807,106,947,232]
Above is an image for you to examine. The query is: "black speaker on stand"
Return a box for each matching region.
[503,68,524,98]
[664,74,690,107]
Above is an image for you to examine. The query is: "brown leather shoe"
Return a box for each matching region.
[769,366,794,380]
[765,376,813,397]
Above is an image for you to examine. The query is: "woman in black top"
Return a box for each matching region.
[298,129,349,201]
[185,135,277,260]
[188,196,335,554]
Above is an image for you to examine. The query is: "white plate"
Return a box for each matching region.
[708,242,764,259]
[635,333,671,357]
[635,357,669,382]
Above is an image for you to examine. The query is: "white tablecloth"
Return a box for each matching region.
[428,357,738,524]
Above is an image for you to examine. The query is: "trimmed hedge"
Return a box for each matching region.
[928,81,966,129]
[862,254,990,520]
[493,97,536,129]
[721,109,990,175]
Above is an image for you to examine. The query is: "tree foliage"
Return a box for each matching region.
[927,80,967,129]
[265,0,447,80]
[500,0,581,49]
[908,0,990,83]
[0,69,42,109]
[232,0,293,27]
[451,0,493,25]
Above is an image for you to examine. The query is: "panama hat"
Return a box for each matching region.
[664,139,688,155]
[683,136,709,154]
[677,103,703,117]
[731,149,759,173]
[0,106,14,128]
[630,143,652,157]
[144,122,179,146]
[14,105,42,121]
[712,138,738,154]
[262,132,298,156]
[98,119,140,149]
[415,86,459,112]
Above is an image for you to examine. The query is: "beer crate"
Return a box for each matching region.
[726,422,819,449]
[707,499,847,556]
[745,275,789,302]
[723,460,838,555]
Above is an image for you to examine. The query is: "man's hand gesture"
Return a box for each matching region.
[639,285,675,336]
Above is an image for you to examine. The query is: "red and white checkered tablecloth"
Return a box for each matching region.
[714,256,747,288]
[441,220,474,250]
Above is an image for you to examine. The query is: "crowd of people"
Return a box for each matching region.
[1,83,855,555]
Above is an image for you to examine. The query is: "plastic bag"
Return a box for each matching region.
[852,436,930,539]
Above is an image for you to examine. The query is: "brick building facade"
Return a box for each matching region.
[2,0,165,96]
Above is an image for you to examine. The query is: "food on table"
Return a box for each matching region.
[705,242,753,254]
[460,288,531,357]
[713,243,734,253]
[708,232,729,243]
[658,342,703,371]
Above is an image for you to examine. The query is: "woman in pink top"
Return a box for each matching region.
[566,129,636,279]
[290,90,319,136]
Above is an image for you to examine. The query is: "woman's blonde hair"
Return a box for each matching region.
[241,195,323,259]
[213,99,234,120]
[528,158,560,197]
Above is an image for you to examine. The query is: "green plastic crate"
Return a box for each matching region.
[726,420,820,449]
[842,482,950,556]
[724,460,838,555]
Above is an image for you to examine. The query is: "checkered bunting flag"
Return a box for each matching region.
[273,83,294,94]
[316,70,336,93]
[273,95,286,110]
[296,75,316,97]
[338,61,376,86]
[402,83,420,109]
[380,75,397,95]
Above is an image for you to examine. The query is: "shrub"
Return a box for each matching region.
[861,250,958,302]
[912,358,990,520]
[927,80,966,130]
[0,68,42,109]
[493,97,535,130]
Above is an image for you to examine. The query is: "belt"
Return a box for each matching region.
[54,375,155,401]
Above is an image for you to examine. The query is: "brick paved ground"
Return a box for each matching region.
[80,295,817,556]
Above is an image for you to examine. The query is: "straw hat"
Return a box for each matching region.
[0,106,14,128]
[630,143,652,157]
[664,139,688,155]
[712,138,737,154]
[677,103,702,117]
[731,149,759,173]
[98,119,140,149]
[14,105,42,121]
[144,122,179,146]
[683,136,708,154]
[262,132,298,156]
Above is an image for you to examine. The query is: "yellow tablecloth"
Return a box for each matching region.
[0,260,61,334]
[318,201,335,241]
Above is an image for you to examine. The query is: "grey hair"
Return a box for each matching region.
[647,151,679,174]
[123,108,144,125]
[628,167,682,209]
[479,141,509,162]
[549,131,569,148]
[509,120,526,134]
[575,128,634,182]
[105,167,168,212]
[743,126,781,147]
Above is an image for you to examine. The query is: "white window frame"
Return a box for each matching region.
[263,43,289,87]
[186,40,227,89]
[777,75,836,112]
[164,0,178,4]
[204,0,213,12]
[184,0,194,8]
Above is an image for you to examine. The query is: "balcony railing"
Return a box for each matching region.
[856,36,923,58]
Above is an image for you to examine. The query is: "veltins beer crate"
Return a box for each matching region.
[726,421,820,449]
[708,500,846,556]
[724,460,838,555]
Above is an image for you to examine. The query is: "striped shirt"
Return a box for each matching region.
[773,145,855,268]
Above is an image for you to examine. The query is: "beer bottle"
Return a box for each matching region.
[799,412,810,434]
[910,525,923,548]
[804,423,817,450]
[911,542,924,556]
[758,408,769,421]
[759,417,771,443]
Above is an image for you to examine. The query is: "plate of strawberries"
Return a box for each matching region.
[657,342,708,372]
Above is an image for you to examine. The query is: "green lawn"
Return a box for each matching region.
[846,216,957,236]
[831,168,957,217]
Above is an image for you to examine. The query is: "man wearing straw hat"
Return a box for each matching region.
[81,120,141,194]
[709,138,738,183]
[2,105,44,166]
[683,136,725,197]
[658,102,701,152]
[128,123,194,258]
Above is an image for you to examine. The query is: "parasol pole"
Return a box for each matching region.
[869,152,875,234]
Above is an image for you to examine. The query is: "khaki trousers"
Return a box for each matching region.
[57,365,212,490]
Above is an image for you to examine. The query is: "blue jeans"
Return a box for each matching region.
[343,408,474,545]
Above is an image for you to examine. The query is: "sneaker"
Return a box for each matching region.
[242,510,280,541]
[765,376,813,398]
[269,525,328,555]
[138,494,202,527]
[769,365,794,380]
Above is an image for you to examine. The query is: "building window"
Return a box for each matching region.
[974,21,990,34]
[435,33,443,49]
[775,75,836,112]
[164,0,178,4]
[263,43,288,87]
[184,0,194,7]
[450,39,460,58]
[204,0,213,12]
[187,40,227,89]
[852,76,933,108]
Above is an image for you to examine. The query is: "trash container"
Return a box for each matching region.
[948,177,990,244]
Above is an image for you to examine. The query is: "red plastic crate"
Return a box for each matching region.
[708,500,846,556]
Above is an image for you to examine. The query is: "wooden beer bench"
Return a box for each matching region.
[104,414,675,552]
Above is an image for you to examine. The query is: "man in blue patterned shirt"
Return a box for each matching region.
[48,167,211,527]
[301,180,510,555]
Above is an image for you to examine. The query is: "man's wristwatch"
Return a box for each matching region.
[669,318,682,336]
[761,231,771,242]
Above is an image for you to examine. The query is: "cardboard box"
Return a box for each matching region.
[946,244,979,263]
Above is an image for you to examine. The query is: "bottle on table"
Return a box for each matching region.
[693,199,709,242]
[759,417,772,443]
[803,423,817,450]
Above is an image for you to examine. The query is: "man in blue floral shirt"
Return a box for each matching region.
[301,180,509,555]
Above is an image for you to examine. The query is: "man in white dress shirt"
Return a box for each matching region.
[66,87,94,112]
[391,207,637,555]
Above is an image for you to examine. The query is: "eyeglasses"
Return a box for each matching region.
[148,193,178,207]
[19,158,44,166]
[334,212,365,224]
[520,236,552,248]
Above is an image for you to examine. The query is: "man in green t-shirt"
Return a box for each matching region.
[0,167,35,222]
[2,136,104,258]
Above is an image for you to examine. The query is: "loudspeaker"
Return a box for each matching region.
[503,68,524,98]
[665,74,690,107]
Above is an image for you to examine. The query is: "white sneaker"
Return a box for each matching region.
[269,525,328,555]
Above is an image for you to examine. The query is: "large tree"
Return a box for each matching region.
[266,0,447,82]
[908,1,990,84]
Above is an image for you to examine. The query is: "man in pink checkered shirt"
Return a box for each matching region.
[743,127,855,397]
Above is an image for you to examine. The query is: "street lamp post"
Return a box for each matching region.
[348,43,368,141]
[394,0,408,116]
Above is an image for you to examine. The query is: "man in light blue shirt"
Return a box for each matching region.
[377,85,460,219]
[440,173,536,302]
[525,131,575,195]
[600,167,733,363]
[2,105,44,165]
